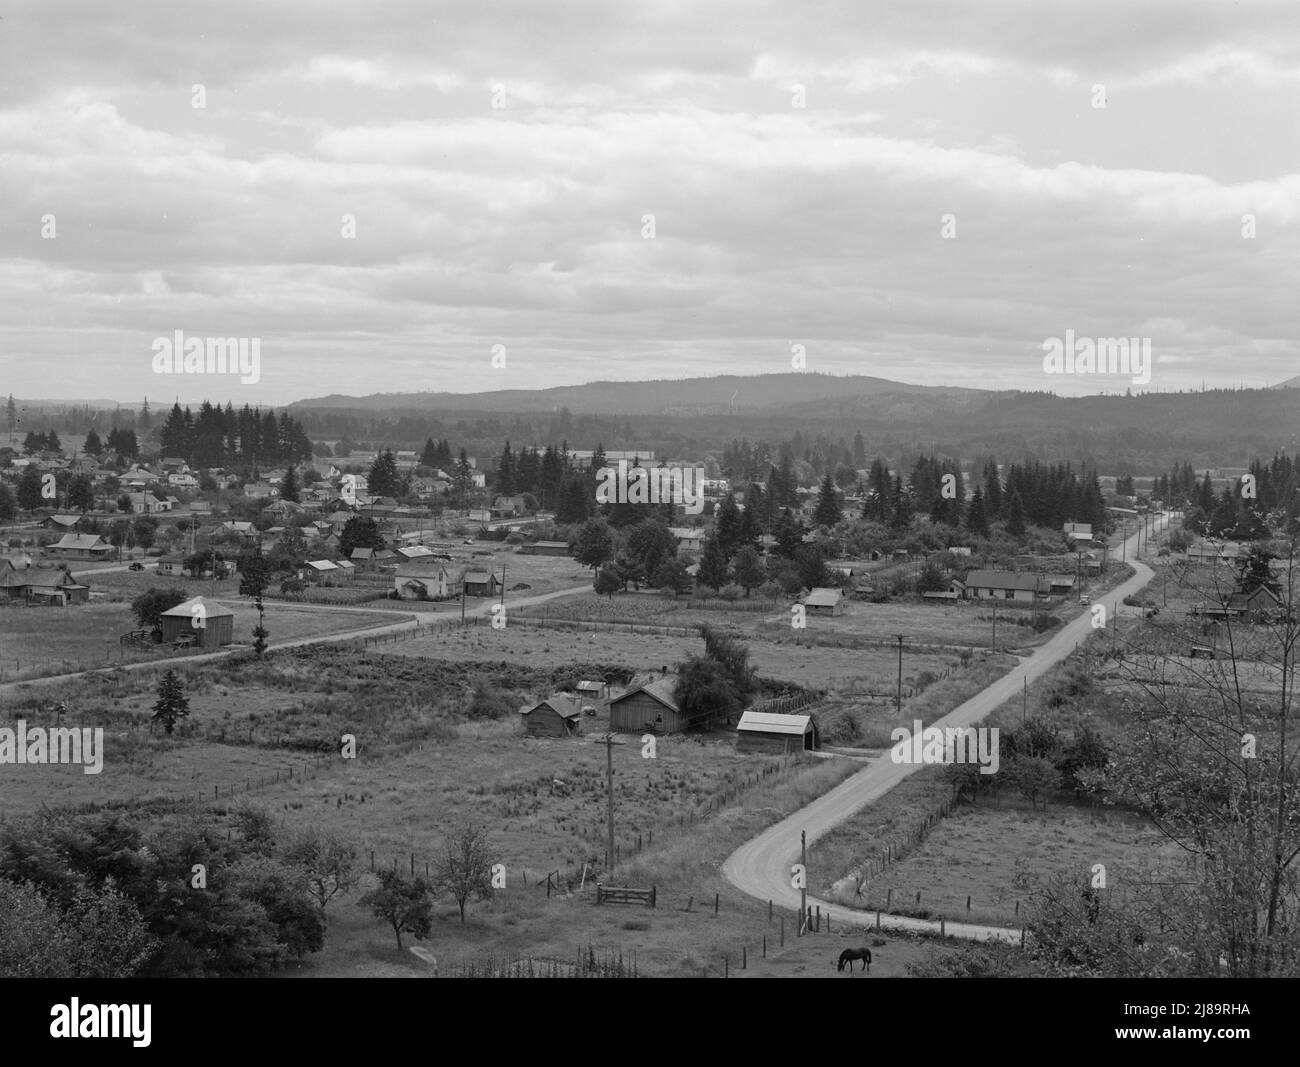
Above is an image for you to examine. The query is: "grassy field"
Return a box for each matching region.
[822,798,1178,929]
[0,598,403,681]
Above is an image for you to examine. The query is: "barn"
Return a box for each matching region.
[462,570,502,598]
[803,587,846,616]
[520,694,583,738]
[609,678,689,734]
[159,596,235,648]
[735,710,819,754]
[575,679,610,704]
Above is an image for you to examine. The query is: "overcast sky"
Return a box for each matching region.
[1,0,1298,406]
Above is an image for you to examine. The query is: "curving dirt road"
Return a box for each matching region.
[722,513,1169,944]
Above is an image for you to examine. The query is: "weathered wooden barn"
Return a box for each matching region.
[520,694,583,737]
[735,710,819,753]
[609,678,688,734]
[0,560,90,605]
[462,570,502,598]
[803,587,846,615]
[159,596,234,648]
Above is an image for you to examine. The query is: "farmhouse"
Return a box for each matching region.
[0,560,89,605]
[1197,585,1284,622]
[803,587,846,616]
[47,533,113,562]
[610,678,689,734]
[520,694,583,738]
[127,492,170,514]
[304,560,340,583]
[1187,541,1245,565]
[518,540,570,557]
[964,570,1046,601]
[159,596,234,649]
[669,527,705,553]
[394,563,461,601]
[735,710,819,754]
[156,553,186,577]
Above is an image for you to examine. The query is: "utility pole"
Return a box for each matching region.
[800,829,808,935]
[991,601,997,653]
[895,634,904,717]
[594,732,625,871]
[500,561,507,608]
[1022,676,1027,724]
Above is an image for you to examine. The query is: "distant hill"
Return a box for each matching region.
[290,373,988,417]
[1272,375,1300,389]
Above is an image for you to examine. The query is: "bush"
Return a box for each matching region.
[718,583,743,601]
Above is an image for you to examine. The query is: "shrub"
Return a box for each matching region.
[718,583,743,601]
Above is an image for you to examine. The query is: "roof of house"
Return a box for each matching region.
[803,587,844,606]
[350,547,374,559]
[965,570,1044,592]
[612,678,680,712]
[306,560,338,571]
[462,570,496,583]
[736,710,813,735]
[1047,574,1077,586]
[336,560,355,570]
[51,534,108,550]
[521,694,582,719]
[576,680,605,693]
[160,595,235,619]
[48,515,81,528]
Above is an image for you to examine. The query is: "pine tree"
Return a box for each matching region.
[1005,490,1027,538]
[420,437,439,468]
[454,450,475,509]
[152,669,190,735]
[966,486,989,537]
[83,428,103,455]
[17,465,44,511]
[813,473,842,527]
[368,450,401,498]
[495,441,516,496]
[697,535,729,593]
[280,465,300,503]
[714,494,743,558]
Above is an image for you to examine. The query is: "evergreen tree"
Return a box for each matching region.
[83,428,103,455]
[813,473,842,527]
[0,483,14,522]
[966,486,989,537]
[773,509,804,559]
[67,474,94,512]
[279,465,300,503]
[1005,490,1027,538]
[420,437,439,468]
[367,450,400,498]
[17,465,44,511]
[454,450,475,509]
[714,494,743,558]
[151,669,190,735]
[495,441,516,496]
[731,544,765,596]
[890,476,912,530]
[44,429,62,453]
[697,535,729,592]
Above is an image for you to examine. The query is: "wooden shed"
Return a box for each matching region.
[803,587,846,616]
[735,710,819,753]
[520,694,583,738]
[462,570,502,598]
[609,678,688,734]
[159,595,234,649]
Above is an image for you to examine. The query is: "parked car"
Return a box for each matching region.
[1079,594,1091,605]
[128,561,145,571]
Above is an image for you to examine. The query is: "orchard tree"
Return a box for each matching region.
[435,822,494,923]
[358,870,433,950]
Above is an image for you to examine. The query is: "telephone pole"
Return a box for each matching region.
[800,829,808,935]
[895,634,904,717]
[594,733,625,871]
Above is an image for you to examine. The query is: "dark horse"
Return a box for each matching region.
[837,947,872,973]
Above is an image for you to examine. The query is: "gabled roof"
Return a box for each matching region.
[306,560,338,571]
[803,587,844,606]
[51,533,108,550]
[462,570,496,583]
[521,694,582,719]
[736,710,813,735]
[612,678,680,713]
[576,680,605,693]
[966,570,1044,592]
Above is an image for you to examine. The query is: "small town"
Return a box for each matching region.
[0,0,1292,1045]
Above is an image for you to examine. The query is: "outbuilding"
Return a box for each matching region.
[735,710,819,754]
[159,595,234,648]
[803,587,846,615]
[520,694,583,738]
[609,678,689,734]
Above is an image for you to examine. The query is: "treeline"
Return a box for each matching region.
[1157,452,1300,538]
[158,402,313,469]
